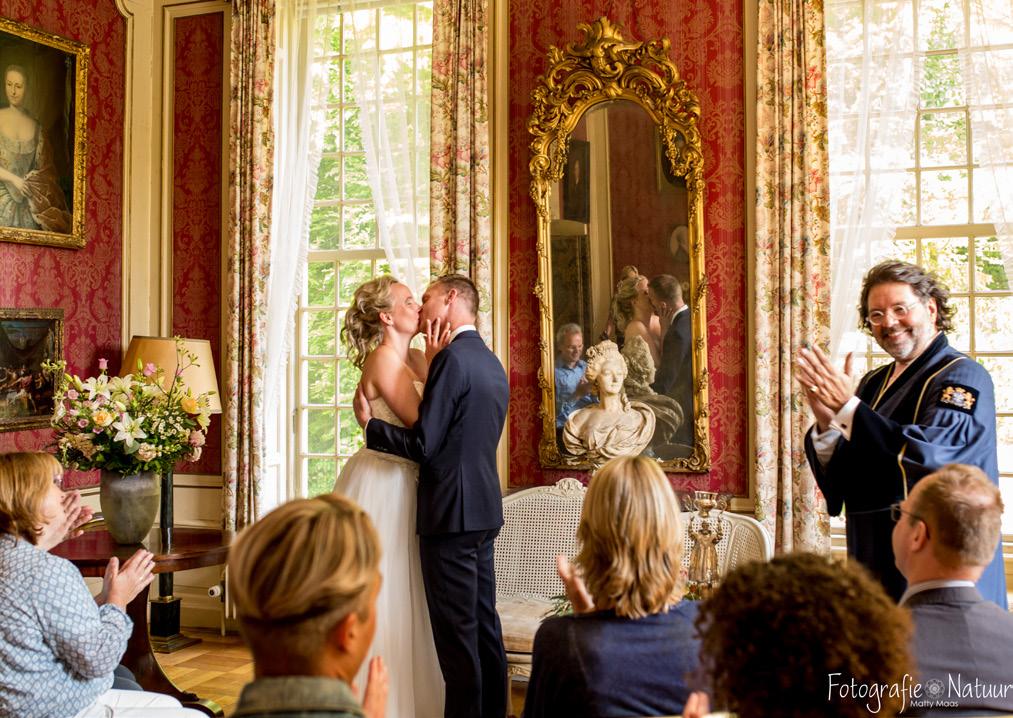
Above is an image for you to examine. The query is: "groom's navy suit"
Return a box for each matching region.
[366,328,508,718]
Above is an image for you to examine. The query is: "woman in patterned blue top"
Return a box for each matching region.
[0,452,203,717]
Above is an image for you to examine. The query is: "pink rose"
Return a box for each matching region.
[66,389,79,400]
[188,430,206,447]
[98,358,108,371]
[143,362,157,377]
[77,419,89,428]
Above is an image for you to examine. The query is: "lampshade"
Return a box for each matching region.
[120,336,222,414]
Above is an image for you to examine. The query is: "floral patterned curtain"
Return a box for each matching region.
[223,0,275,531]
[752,0,831,553]
[429,0,493,343]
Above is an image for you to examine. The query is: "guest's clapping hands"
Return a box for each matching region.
[424,318,452,363]
[796,345,855,432]
[556,555,594,614]
[682,691,711,718]
[100,549,155,610]
[36,489,95,552]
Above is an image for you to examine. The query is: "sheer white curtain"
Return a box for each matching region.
[263,0,330,509]
[963,0,1013,282]
[344,4,428,297]
[826,0,919,361]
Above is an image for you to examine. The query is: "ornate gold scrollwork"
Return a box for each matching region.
[529,17,711,472]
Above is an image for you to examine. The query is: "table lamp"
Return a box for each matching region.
[120,336,221,652]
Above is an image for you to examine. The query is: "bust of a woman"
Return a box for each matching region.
[562,340,655,466]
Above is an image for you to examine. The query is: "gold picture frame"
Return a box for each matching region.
[529,17,711,472]
[0,307,64,432]
[0,17,88,249]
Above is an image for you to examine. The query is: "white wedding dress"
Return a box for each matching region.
[332,381,445,718]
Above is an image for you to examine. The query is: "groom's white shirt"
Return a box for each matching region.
[449,324,476,341]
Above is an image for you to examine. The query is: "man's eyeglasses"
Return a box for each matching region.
[867,301,920,327]
[889,502,921,523]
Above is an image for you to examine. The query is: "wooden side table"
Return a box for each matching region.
[52,527,231,717]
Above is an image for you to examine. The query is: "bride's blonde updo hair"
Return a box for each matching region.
[342,275,400,368]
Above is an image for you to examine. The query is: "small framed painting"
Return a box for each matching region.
[0,307,63,431]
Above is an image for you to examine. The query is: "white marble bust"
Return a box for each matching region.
[562,340,655,466]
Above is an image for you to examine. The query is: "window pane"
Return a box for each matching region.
[306,261,337,306]
[919,54,964,108]
[972,167,1004,224]
[978,357,1013,412]
[309,205,341,250]
[922,236,969,292]
[416,2,433,45]
[305,310,337,355]
[306,458,337,497]
[948,295,971,351]
[974,236,1011,291]
[918,0,963,51]
[316,157,341,201]
[888,172,917,227]
[919,111,966,167]
[379,5,416,50]
[873,238,917,266]
[306,359,337,404]
[343,204,377,249]
[339,260,373,304]
[307,410,337,453]
[997,417,1013,473]
[344,108,363,152]
[321,106,341,153]
[974,296,1013,351]
[382,52,415,102]
[338,358,360,403]
[343,155,371,201]
[339,409,364,454]
[920,169,968,225]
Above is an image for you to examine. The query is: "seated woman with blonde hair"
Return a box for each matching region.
[0,452,204,718]
[522,455,702,718]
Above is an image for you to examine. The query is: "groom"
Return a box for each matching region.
[353,274,509,718]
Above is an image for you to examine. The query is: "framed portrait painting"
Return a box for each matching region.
[563,139,590,224]
[0,307,63,431]
[0,17,88,249]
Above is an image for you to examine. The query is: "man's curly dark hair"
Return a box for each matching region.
[695,553,912,718]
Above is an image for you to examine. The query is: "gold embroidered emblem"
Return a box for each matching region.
[941,385,976,410]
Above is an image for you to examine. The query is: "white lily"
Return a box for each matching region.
[112,413,147,449]
[108,376,134,395]
[81,374,111,401]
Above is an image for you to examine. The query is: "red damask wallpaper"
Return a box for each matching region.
[508,2,748,494]
[172,13,224,476]
[0,1,126,488]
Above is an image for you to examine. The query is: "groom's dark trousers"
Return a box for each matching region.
[366,329,509,718]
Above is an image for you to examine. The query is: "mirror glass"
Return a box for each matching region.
[547,100,696,464]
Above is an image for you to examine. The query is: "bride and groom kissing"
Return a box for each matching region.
[336,273,509,718]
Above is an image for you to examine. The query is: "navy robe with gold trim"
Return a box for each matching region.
[804,333,1007,608]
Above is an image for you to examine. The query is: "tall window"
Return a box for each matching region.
[296,3,432,497]
[828,0,1013,533]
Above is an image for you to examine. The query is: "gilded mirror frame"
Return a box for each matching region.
[529,17,711,472]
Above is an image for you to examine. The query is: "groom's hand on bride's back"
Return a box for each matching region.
[353,384,372,429]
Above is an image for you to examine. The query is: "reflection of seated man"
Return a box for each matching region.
[893,464,1013,714]
[648,275,692,444]
[554,323,596,446]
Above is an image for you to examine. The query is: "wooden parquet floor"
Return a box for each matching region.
[155,628,529,717]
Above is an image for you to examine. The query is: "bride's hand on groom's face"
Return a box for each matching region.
[353,384,372,428]
[424,318,452,364]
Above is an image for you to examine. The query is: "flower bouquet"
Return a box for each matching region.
[43,338,214,542]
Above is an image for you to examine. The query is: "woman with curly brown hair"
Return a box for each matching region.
[522,455,701,718]
[332,275,445,718]
[689,552,913,718]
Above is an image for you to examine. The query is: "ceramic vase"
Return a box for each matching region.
[99,470,160,544]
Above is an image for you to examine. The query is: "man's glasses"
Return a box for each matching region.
[889,502,921,523]
[867,301,920,327]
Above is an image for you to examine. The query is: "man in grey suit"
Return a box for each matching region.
[892,463,1013,713]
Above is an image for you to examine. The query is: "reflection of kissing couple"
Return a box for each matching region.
[336,273,509,718]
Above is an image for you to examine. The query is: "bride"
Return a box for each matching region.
[334,275,446,718]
